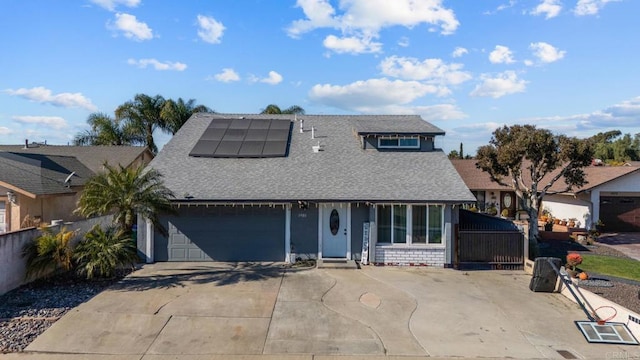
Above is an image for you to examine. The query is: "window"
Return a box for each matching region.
[378,204,444,245]
[377,136,420,149]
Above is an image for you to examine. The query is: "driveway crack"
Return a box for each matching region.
[261,267,285,354]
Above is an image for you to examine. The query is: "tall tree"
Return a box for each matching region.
[160,98,212,135]
[75,163,176,236]
[260,104,305,115]
[475,125,593,249]
[73,112,143,146]
[115,94,166,153]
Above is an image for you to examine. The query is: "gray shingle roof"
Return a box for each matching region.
[0,152,94,196]
[0,145,150,173]
[149,113,475,203]
[354,116,445,135]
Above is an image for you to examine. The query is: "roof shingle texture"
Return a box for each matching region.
[150,114,475,203]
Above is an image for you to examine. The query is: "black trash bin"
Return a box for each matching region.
[529,257,561,292]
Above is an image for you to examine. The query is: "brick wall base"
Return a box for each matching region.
[374,246,445,267]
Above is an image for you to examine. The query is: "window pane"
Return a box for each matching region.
[379,138,398,147]
[377,206,391,243]
[412,205,426,243]
[428,205,443,244]
[393,205,407,243]
[399,138,418,147]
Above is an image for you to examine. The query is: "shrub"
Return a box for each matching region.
[22,227,77,280]
[566,253,583,271]
[74,225,139,279]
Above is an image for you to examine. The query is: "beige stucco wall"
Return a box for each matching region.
[9,192,82,231]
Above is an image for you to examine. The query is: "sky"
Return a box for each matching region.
[1,0,639,154]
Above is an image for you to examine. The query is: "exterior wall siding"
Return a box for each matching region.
[362,136,434,151]
[290,206,318,260]
[374,246,445,267]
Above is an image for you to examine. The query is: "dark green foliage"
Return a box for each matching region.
[73,112,144,146]
[590,131,640,163]
[75,163,176,236]
[115,94,167,154]
[74,225,139,279]
[476,125,593,244]
[160,97,212,135]
[22,227,77,280]
[260,104,305,115]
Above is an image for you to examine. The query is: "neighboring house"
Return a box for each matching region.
[452,159,640,232]
[451,159,519,217]
[0,144,153,233]
[138,113,475,266]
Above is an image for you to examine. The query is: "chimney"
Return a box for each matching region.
[299,118,304,133]
[311,126,315,139]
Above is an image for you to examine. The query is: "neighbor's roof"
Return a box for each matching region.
[451,159,510,191]
[0,152,94,196]
[451,158,640,194]
[150,113,475,203]
[0,145,151,173]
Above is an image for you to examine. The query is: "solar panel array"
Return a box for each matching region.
[189,118,292,158]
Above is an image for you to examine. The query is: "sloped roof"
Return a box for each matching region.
[354,116,445,135]
[0,145,150,173]
[0,152,94,196]
[451,158,640,194]
[149,113,476,203]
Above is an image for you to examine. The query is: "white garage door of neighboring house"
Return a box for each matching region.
[600,196,640,232]
[0,202,5,233]
[155,206,286,262]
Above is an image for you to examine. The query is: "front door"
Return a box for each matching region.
[322,205,347,258]
[501,191,516,217]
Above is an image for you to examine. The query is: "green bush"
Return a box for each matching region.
[22,227,77,280]
[74,225,139,279]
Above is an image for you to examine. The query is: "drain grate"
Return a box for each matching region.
[556,349,577,359]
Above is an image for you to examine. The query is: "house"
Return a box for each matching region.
[137,113,476,266]
[451,159,519,217]
[452,159,640,232]
[0,144,153,233]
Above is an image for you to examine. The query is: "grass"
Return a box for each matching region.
[578,254,640,282]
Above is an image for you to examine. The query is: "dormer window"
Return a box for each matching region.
[377,136,420,149]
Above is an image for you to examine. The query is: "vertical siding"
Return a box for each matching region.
[290,206,319,259]
[350,203,370,261]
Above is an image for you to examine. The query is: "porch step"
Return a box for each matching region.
[317,259,358,269]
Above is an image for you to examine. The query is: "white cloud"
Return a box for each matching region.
[309,78,439,112]
[0,127,12,135]
[531,0,562,19]
[529,42,566,63]
[213,68,240,82]
[470,71,527,98]
[250,71,283,85]
[5,87,97,111]
[489,45,515,64]
[323,35,382,54]
[127,58,187,71]
[90,0,140,11]
[398,37,410,47]
[197,15,225,44]
[288,0,459,54]
[574,0,620,16]
[12,116,68,130]
[452,47,468,58]
[483,1,516,15]
[379,55,472,94]
[110,13,153,41]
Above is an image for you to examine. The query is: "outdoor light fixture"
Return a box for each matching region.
[6,190,17,204]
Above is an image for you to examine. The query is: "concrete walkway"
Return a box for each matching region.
[597,232,640,261]
[3,262,636,359]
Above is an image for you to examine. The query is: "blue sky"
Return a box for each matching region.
[1,0,638,154]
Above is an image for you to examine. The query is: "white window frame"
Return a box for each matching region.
[376,204,444,246]
[377,136,420,149]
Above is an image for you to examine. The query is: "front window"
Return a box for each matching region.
[377,136,420,149]
[378,204,444,245]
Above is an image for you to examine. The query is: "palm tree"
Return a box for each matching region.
[22,227,77,280]
[75,163,176,236]
[260,104,305,115]
[74,225,139,279]
[73,112,143,146]
[115,94,167,154]
[161,98,212,135]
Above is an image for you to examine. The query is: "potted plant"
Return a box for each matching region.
[568,218,577,228]
[487,204,498,216]
[566,253,583,278]
[501,208,510,218]
[595,219,605,232]
[544,217,554,231]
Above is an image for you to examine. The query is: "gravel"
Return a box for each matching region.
[0,272,129,353]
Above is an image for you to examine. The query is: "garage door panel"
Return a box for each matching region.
[155,206,285,262]
[600,197,640,232]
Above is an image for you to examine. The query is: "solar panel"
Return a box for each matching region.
[189,118,291,158]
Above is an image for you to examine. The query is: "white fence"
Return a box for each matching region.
[0,215,113,296]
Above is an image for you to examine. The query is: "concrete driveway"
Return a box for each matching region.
[8,262,637,359]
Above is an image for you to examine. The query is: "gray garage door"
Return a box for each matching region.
[600,196,640,232]
[155,205,285,261]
